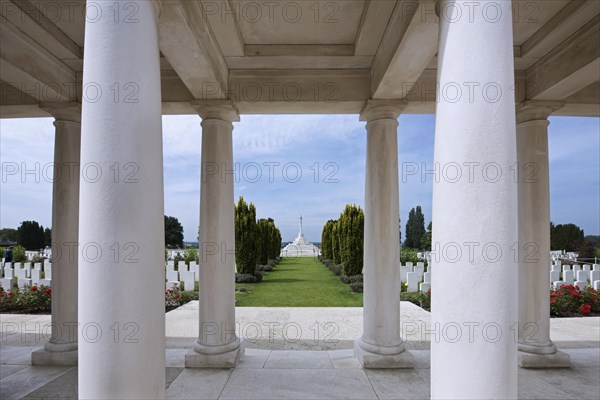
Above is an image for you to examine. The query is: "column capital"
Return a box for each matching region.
[192,100,240,122]
[359,100,407,122]
[39,102,81,123]
[516,101,563,124]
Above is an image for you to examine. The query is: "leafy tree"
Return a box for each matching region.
[421,221,432,251]
[235,197,259,274]
[17,221,45,250]
[320,220,336,260]
[404,206,425,249]
[338,204,364,276]
[574,238,596,259]
[164,215,184,248]
[184,247,199,265]
[551,223,584,252]
[0,228,17,243]
[44,228,51,247]
[12,245,27,262]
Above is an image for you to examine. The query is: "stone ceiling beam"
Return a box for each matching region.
[0,16,77,102]
[520,0,600,59]
[526,16,600,101]
[0,0,81,59]
[370,0,438,100]
[158,0,228,100]
[354,0,397,56]
[229,69,370,114]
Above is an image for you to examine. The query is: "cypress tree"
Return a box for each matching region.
[234,197,259,274]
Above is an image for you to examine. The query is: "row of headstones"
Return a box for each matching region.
[399,262,431,293]
[166,261,199,291]
[551,263,600,291]
[0,262,52,290]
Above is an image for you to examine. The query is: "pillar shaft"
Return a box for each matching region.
[78,1,165,398]
[32,103,81,366]
[355,101,413,368]
[185,101,243,368]
[517,102,570,368]
[431,1,518,398]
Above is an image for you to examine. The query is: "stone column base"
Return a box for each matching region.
[518,350,570,368]
[31,348,77,366]
[185,340,244,368]
[354,339,414,369]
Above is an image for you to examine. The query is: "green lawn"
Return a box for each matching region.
[235,257,363,307]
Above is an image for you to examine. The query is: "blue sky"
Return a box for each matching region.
[1,115,598,242]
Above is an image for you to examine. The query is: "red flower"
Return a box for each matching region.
[43,288,51,295]
[551,298,556,304]
[167,289,173,294]
[31,286,38,292]
[580,304,592,315]
[7,292,14,297]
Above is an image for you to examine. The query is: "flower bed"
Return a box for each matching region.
[0,285,51,313]
[551,285,599,317]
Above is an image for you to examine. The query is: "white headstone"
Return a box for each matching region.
[576,270,588,282]
[562,265,571,273]
[572,264,581,274]
[423,272,431,283]
[413,265,425,280]
[551,264,560,272]
[180,270,195,291]
[4,267,13,279]
[40,279,51,287]
[554,260,562,267]
[553,281,565,289]
[0,278,12,290]
[45,264,52,280]
[18,278,32,289]
[593,280,600,291]
[34,262,42,270]
[550,270,560,284]
[419,282,431,293]
[166,270,179,283]
[31,269,41,286]
[575,281,588,290]
[406,262,414,269]
[167,260,175,271]
[191,264,199,281]
[416,262,425,268]
[562,270,574,285]
[593,264,600,271]
[15,269,27,280]
[177,261,187,271]
[590,270,600,284]
[583,264,591,272]
[400,265,411,283]
[407,272,419,292]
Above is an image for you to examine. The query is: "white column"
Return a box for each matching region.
[516,102,569,368]
[32,102,80,366]
[185,100,243,368]
[432,1,518,399]
[355,100,413,368]
[78,1,165,398]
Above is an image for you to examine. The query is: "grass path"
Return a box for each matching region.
[235,257,363,307]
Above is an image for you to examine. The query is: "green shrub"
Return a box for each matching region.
[235,273,258,283]
[340,274,363,284]
[256,264,273,272]
[400,248,419,265]
[0,285,51,313]
[12,245,27,263]
[184,247,199,265]
[173,253,184,269]
[0,247,5,258]
[349,281,363,293]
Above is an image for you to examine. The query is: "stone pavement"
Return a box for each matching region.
[1,302,599,399]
